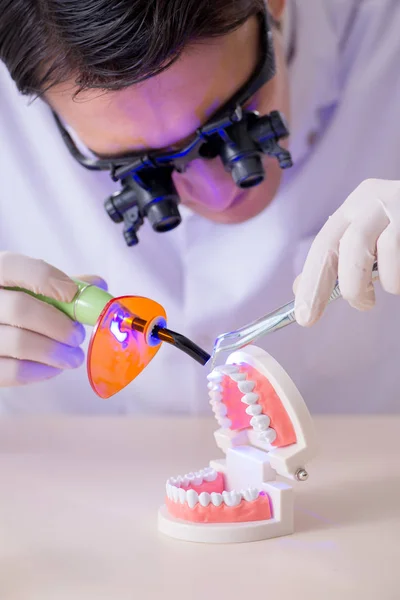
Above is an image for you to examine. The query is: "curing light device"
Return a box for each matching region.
[11,281,210,398]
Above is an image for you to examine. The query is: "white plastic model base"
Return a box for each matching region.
[158,345,317,544]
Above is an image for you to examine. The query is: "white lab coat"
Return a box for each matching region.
[0,0,400,415]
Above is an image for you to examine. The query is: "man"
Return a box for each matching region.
[0,0,399,414]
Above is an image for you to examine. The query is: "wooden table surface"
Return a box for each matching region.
[0,416,398,600]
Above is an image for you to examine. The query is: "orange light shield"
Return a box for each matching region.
[88,296,167,398]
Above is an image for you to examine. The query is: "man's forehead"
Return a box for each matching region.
[46,16,260,156]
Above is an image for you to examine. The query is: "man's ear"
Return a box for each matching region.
[267,0,286,22]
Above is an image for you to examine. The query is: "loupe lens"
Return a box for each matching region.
[147,199,182,232]
[230,155,265,188]
[131,169,182,233]
[219,119,266,189]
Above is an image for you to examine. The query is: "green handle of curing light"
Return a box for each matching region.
[8,279,114,327]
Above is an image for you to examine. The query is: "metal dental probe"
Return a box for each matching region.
[210,261,379,370]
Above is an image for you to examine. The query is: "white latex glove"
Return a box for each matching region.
[294,179,400,326]
[0,252,107,386]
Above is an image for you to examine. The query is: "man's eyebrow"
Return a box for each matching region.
[94,129,199,160]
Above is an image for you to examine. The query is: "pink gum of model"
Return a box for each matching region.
[158,345,317,544]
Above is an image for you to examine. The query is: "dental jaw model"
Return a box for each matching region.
[158,345,317,543]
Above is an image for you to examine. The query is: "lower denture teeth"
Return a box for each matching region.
[168,473,260,509]
[250,414,271,430]
[186,489,199,509]
[245,404,262,416]
[242,488,259,502]
[230,491,242,506]
[211,492,223,507]
[222,491,232,506]
[222,490,242,507]
[259,427,277,443]
[199,492,211,507]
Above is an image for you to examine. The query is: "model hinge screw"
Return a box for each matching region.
[295,468,309,481]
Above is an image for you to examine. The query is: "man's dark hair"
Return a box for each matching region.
[0,0,264,96]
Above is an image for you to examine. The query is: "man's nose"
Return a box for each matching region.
[173,158,237,210]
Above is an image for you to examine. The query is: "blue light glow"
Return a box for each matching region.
[110,318,128,343]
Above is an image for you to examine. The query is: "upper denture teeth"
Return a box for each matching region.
[199,492,211,507]
[245,404,263,416]
[229,372,246,382]
[250,414,271,431]
[238,380,255,393]
[211,492,223,507]
[218,417,232,429]
[209,384,221,394]
[209,391,223,402]
[242,488,259,502]
[213,403,228,417]
[258,427,277,444]
[217,365,238,374]
[222,490,242,507]
[207,372,223,382]
[186,489,199,509]
[241,392,259,405]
